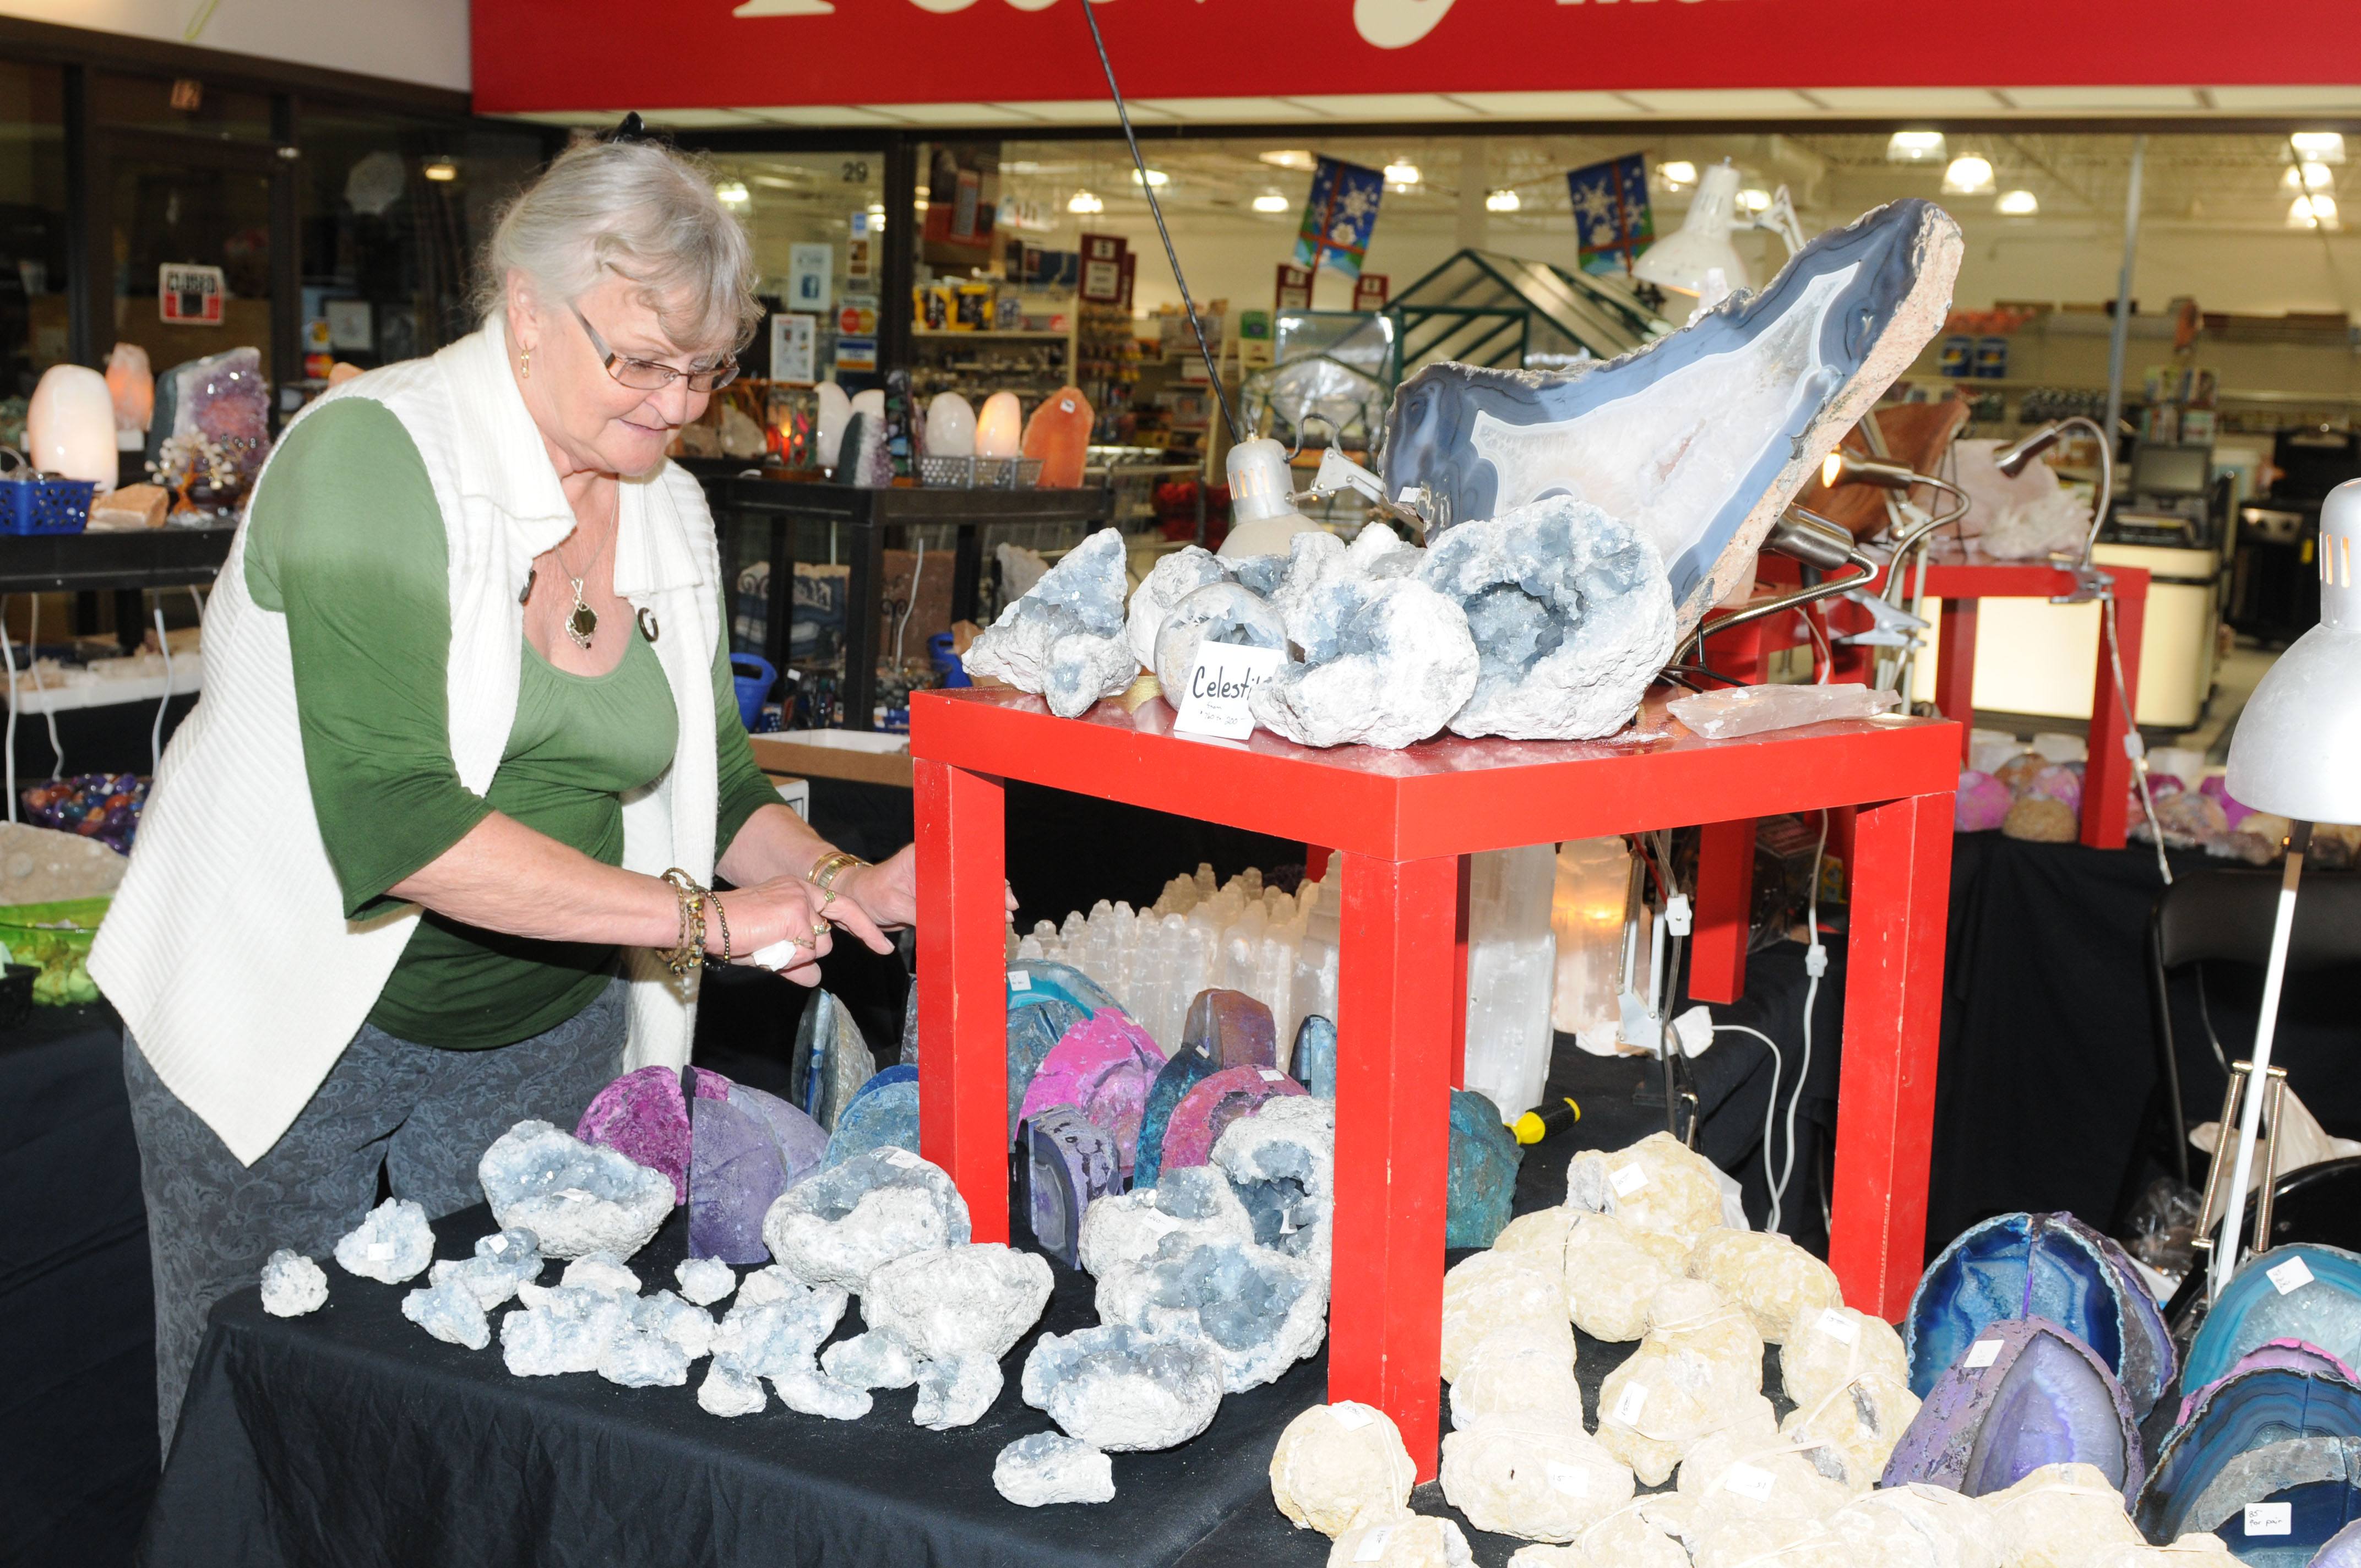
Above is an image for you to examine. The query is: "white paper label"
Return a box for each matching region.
[1330,1404,1374,1431]
[2268,1256,2315,1295]
[1723,1462,1775,1502]
[1963,1338,2003,1369]
[1545,1460,1588,1497]
[1609,1163,1647,1198]
[366,1242,394,1261]
[1172,643,1285,741]
[1815,1309,1859,1346]
[1354,1525,1394,1562]
[1007,970,1032,992]
[2244,1502,2292,1536]
[487,1235,508,1254]
[883,1148,921,1169]
[1612,1382,1649,1424]
[1258,1068,1284,1082]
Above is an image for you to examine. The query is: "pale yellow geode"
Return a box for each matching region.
[1325,1514,1473,1567]
[1836,1483,2005,1568]
[1565,1131,1727,1249]
[1780,1304,1910,1409]
[1563,1212,1690,1342]
[1438,1413,1635,1543]
[1593,1280,1769,1484]
[1504,1507,1693,1568]
[1686,1228,1842,1344]
[1780,1371,1920,1491]
[1441,1249,1573,1382]
[1448,1322,1581,1429]
[1986,1462,2141,1568]
[1269,1400,1416,1538]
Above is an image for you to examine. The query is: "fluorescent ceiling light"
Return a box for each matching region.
[1383,161,1421,185]
[1657,160,1698,188]
[2293,130,2348,164]
[1486,188,1521,213]
[2284,162,2336,191]
[1068,188,1103,214]
[1886,130,1948,165]
[421,158,457,182]
[1995,188,2039,216]
[1260,149,1315,171]
[2291,193,2341,228]
[1941,155,1995,195]
[713,179,750,206]
[1129,167,1169,187]
[1252,190,1291,213]
[1736,187,1771,215]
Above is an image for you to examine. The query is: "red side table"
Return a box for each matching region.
[911,687,1959,1479]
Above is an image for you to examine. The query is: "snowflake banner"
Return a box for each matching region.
[1292,156,1386,283]
[1566,154,1655,277]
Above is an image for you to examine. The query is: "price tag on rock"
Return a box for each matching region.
[2245,1502,2292,1536]
[367,1242,394,1262]
[1172,643,1284,741]
[1545,1460,1587,1496]
[1964,1338,2003,1369]
[1815,1309,1859,1345]
[1612,1382,1649,1425]
[1331,1403,1374,1431]
[2268,1256,2315,1294]
[1354,1525,1394,1562]
[1723,1462,1775,1501]
[1258,1068,1284,1082]
[1609,1163,1648,1198]
[486,1235,508,1254]
[1007,970,1031,991]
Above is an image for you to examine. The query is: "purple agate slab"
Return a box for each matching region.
[1156,1064,1307,1175]
[1016,1009,1166,1178]
[576,1064,730,1204]
[1882,1314,2145,1504]
[687,1082,827,1265]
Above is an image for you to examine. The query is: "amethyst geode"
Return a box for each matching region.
[1881,1314,2145,1504]
[1156,1064,1307,1176]
[578,1065,730,1204]
[576,1066,827,1265]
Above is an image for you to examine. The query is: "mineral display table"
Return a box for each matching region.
[911,686,1961,1478]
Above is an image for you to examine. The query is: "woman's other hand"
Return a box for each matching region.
[707,877,856,986]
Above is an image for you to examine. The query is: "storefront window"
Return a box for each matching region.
[0,61,70,429]
[90,70,274,141]
[705,149,885,385]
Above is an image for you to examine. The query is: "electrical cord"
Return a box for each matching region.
[151,603,173,776]
[1713,1022,1787,1230]
[891,535,926,672]
[25,594,61,779]
[2103,590,2172,886]
[0,598,16,824]
[1770,810,1831,1234]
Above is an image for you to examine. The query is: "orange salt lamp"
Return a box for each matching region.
[1021,386,1094,489]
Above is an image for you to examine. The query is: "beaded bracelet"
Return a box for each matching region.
[659,868,707,977]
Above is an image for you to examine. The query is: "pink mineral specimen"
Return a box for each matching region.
[2026,763,2083,812]
[1016,1009,1166,1178]
[2200,775,2255,830]
[576,1064,730,1204]
[1956,770,2011,832]
[1156,1064,1307,1175]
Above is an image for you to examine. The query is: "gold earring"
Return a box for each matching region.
[520,350,531,379]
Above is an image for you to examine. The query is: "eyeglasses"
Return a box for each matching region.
[572,306,739,393]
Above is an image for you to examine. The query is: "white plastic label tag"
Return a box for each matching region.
[1331,1404,1374,1431]
[1354,1525,1394,1562]
[1612,1382,1649,1424]
[1172,643,1284,741]
[1964,1338,2003,1369]
[1664,894,1693,937]
[1007,970,1032,992]
[1723,1463,1775,1501]
[2245,1502,2292,1536]
[1258,1068,1284,1082]
[1609,1163,1647,1198]
[2268,1256,2315,1294]
[1815,1309,1859,1346]
[1545,1460,1587,1496]
[883,1148,921,1169]
[487,1235,508,1254]
[366,1242,394,1262]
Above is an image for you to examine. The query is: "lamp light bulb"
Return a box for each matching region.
[1995,189,2039,216]
[2293,130,2347,165]
[714,179,750,208]
[1384,162,1420,186]
[1129,168,1168,187]
[1657,160,1698,188]
[1486,188,1521,213]
[1941,155,1995,195]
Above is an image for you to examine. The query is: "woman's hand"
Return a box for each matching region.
[705,876,874,987]
[830,844,918,932]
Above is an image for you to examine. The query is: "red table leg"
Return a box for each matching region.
[2081,571,2146,852]
[915,759,1011,1244]
[1331,851,1457,1481]
[1689,818,1756,1005]
[1934,596,1978,760]
[1827,791,1953,1320]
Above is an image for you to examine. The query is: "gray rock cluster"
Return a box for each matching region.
[333,1198,434,1284]
[761,1146,973,1294]
[501,1283,632,1376]
[1021,1323,1225,1451]
[856,1243,1054,1429]
[993,1432,1116,1507]
[700,1271,860,1419]
[963,528,1139,718]
[1095,1232,1327,1395]
[1250,530,1477,750]
[477,1119,674,1261]
[1075,1164,1255,1278]
[1152,582,1290,698]
[259,1249,329,1317]
[1211,1096,1337,1270]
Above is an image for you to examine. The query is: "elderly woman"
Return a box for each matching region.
[92,135,911,1445]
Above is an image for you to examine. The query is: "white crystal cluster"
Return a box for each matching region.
[259,1249,329,1317]
[333,1198,435,1284]
[964,528,1139,718]
[477,1119,675,1260]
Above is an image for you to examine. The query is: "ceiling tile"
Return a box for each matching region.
[734,105,917,126]
[997,99,1176,124]
[1130,97,1324,121]
[860,102,1048,124]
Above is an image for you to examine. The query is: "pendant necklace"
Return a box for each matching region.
[552,508,612,651]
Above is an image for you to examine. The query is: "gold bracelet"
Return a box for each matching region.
[660,868,707,977]
[807,849,868,896]
[709,891,733,966]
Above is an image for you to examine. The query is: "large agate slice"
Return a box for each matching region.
[2182,1244,2361,1394]
[578,1064,730,1203]
[692,1081,829,1264]
[1018,1009,1166,1177]
[2135,1365,2361,1555]
[1133,1035,1221,1189]
[1882,1315,2144,1502]
[1008,997,1089,1145]
[790,989,877,1133]
[1383,199,1962,636]
[1158,1064,1307,1175]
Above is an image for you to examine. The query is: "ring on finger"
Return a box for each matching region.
[810,919,831,940]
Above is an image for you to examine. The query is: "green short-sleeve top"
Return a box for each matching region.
[244,399,782,1049]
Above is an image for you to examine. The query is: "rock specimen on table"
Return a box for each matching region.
[762,1146,972,1293]
[427,1227,543,1310]
[674,1255,736,1308]
[859,1242,1054,1429]
[773,1362,873,1420]
[1159,1064,1308,1177]
[1325,1515,1475,1567]
[1566,1132,1728,1251]
[820,1325,919,1391]
[501,1283,631,1376]
[2134,1363,2361,1550]
[1211,1094,1337,1267]
[259,1250,329,1317]
[964,527,1139,718]
[1008,997,1089,1144]
[1440,1413,1636,1542]
[708,1280,850,1393]
[1095,1231,1329,1392]
[1686,1228,1843,1344]
[1441,1250,1576,1382]
[1984,1461,2143,1568]
[1449,1322,1582,1430]
[1018,1009,1167,1178]
[1127,546,1234,669]
[1381,199,1964,639]
[1504,1509,1692,1568]
[1674,1427,1853,1533]
[691,1078,830,1265]
[1183,989,1280,1072]
[1151,581,1290,698]
[1563,1211,1691,1342]
[1883,1316,2143,1501]
[994,1432,1116,1506]
[1596,1280,1773,1485]
[1414,496,1676,742]
[576,1064,720,1204]
[1834,1483,2005,1568]
[1076,1164,1256,1279]
[1267,525,1418,631]
[478,1119,675,1261]
[698,1359,768,1418]
[1782,1304,1910,1412]
[1956,770,2012,832]
[1007,957,1129,1018]
[401,1276,492,1350]
[1026,1107,1122,1268]
[333,1197,436,1283]
[1133,1037,1222,1188]
[1292,1015,1338,1098]
[1492,1205,1577,1260]
[1021,1324,1225,1451]
[634,1288,716,1360]
[1248,574,1479,750]
[1269,1400,1417,1537]
[599,1319,690,1388]
[1782,1368,1919,1491]
[1448,1090,1524,1249]
[824,1080,920,1170]
[791,989,877,1134]
[562,1251,640,1295]
[734,1263,806,1308]
[2003,794,2078,843]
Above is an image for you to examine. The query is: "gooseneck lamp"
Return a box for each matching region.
[2207,477,2361,1300]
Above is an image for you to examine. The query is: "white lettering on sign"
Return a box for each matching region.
[1352,0,1455,48]
[1545,1460,1587,1496]
[2244,1502,2292,1536]
[1354,1525,1394,1562]
[1007,970,1032,991]
[1723,1462,1775,1501]
[1172,643,1284,741]
[1815,1309,1859,1346]
[1330,1403,1374,1431]
[2268,1256,2316,1295]
[1612,1382,1649,1424]
[1963,1339,2004,1369]
[1609,1163,1647,1198]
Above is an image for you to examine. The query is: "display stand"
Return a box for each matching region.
[910,687,1959,1479]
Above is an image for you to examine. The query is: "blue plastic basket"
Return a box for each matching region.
[730,653,777,731]
[0,450,94,535]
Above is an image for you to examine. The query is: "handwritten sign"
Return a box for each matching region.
[1172,643,1283,741]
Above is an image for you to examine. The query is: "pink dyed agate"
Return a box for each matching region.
[1016,1009,1166,1177]
[1156,1064,1307,1175]
[576,1064,730,1204]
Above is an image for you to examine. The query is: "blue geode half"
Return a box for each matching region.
[2135,1365,2361,1564]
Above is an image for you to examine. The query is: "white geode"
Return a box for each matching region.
[1210,1096,1336,1268]
[1021,1324,1223,1452]
[1781,1305,1910,1410]
[1780,1371,1919,1492]
[1326,1515,1474,1568]
[698,1359,767,1418]
[562,1252,641,1295]
[401,1276,491,1349]
[259,1249,329,1316]
[1095,1231,1327,1392]
[821,1326,920,1390]
[1837,1484,2005,1568]
[1269,1400,1417,1537]
[333,1197,435,1283]
[1449,1322,1581,1429]
[1249,575,1478,750]
[964,527,1139,718]
[674,1255,737,1308]
[1415,496,1676,741]
[1563,1212,1690,1343]
[1565,1132,1727,1250]
[762,1146,972,1294]
[477,1119,674,1261]
[1127,545,1233,669]
[735,1264,804,1308]
[708,1280,850,1379]
[1984,1462,2142,1568]
[1440,1250,1573,1382]
[773,1362,873,1420]
[1152,581,1290,696]
[1595,1281,1772,1485]
[1439,1413,1635,1543]
[912,1354,1003,1429]
[1686,1228,1842,1344]
[1674,1428,1853,1538]
[428,1227,543,1310]
[1268,525,1419,632]
[599,1322,690,1388]
[1076,1164,1255,1279]
[995,1432,1117,1507]
[860,1243,1052,1429]
[1505,1509,1691,1568]
[501,1283,630,1376]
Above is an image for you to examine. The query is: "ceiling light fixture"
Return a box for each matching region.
[2293,130,2348,165]
[1252,190,1291,213]
[1069,188,1103,214]
[1736,186,1772,215]
[421,158,457,183]
[1657,160,1698,189]
[2284,162,2336,192]
[1995,188,2039,216]
[1486,188,1521,213]
[1941,154,1995,195]
[1129,167,1169,187]
[1384,161,1421,186]
[1886,130,1948,165]
[712,179,750,207]
[1260,149,1315,171]
[2291,193,2341,229]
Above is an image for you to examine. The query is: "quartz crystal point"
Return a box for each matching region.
[1881,1315,2144,1501]
[478,1119,675,1261]
[1440,1413,1636,1542]
[1076,1164,1255,1279]
[1415,496,1676,742]
[1248,574,1478,750]
[1984,1462,2144,1568]
[790,989,877,1133]
[1094,1231,1328,1392]
[1687,1228,1844,1344]
[1441,1251,1575,1383]
[1446,1089,1524,1250]
[1210,1095,1337,1268]
[1449,1322,1582,1430]
[994,1431,1117,1506]
[1326,1515,1475,1567]
[1158,1064,1307,1177]
[761,1146,973,1294]
[1668,682,1902,741]
[1151,581,1290,698]
[1566,1132,1729,1251]
[1021,1323,1225,1451]
[1382,199,1964,638]
[259,1250,329,1316]
[1017,1009,1166,1178]
[1269,1400,1417,1537]
[1026,1107,1122,1267]
[860,1242,1053,1428]
[963,527,1139,718]
[1563,1210,1691,1342]
[1127,546,1235,669]
[334,1197,435,1283]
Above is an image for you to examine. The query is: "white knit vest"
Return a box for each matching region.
[92,315,722,1166]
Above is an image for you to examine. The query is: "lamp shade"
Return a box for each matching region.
[2226,477,2361,821]
[1217,438,1320,559]
[1633,162,1751,298]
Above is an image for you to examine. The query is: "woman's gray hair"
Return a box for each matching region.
[476,138,758,352]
